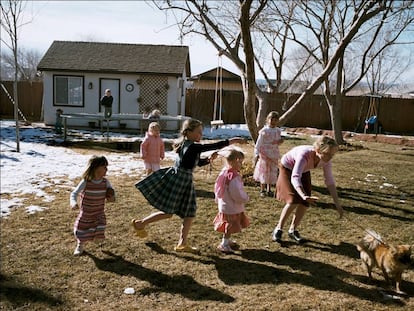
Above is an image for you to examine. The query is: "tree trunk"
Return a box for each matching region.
[239,0,258,141]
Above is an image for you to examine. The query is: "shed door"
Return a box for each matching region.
[100,79,120,127]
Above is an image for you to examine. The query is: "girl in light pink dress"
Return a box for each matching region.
[140,122,165,175]
[214,147,250,254]
[253,111,284,197]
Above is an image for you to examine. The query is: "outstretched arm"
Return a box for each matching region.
[327,184,343,218]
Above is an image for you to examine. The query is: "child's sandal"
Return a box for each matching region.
[130,219,148,238]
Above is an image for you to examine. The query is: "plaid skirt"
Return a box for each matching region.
[276,165,311,207]
[135,167,196,218]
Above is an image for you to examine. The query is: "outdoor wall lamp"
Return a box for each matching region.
[88,82,93,89]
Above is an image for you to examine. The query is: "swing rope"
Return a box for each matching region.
[211,54,224,127]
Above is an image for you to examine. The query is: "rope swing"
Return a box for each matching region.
[211,53,224,128]
[364,94,381,134]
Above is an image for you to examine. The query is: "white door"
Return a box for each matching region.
[100,79,120,126]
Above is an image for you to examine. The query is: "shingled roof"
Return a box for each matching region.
[37,41,190,76]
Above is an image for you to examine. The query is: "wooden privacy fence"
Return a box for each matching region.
[1,81,413,134]
[0,81,43,121]
[186,89,414,134]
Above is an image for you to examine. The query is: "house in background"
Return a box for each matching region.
[37,41,190,130]
[186,67,244,124]
[188,67,242,91]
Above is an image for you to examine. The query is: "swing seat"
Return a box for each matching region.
[365,115,377,125]
[210,120,224,126]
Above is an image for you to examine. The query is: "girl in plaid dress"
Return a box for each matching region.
[70,156,115,255]
[132,118,246,253]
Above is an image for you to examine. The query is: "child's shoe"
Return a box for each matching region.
[271,229,283,243]
[217,243,235,254]
[267,190,274,197]
[260,190,267,197]
[131,219,148,238]
[73,243,84,256]
[174,244,199,254]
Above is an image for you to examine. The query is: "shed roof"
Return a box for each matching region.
[37,41,190,76]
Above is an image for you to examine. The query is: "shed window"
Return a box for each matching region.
[54,76,83,106]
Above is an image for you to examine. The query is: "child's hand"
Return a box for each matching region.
[305,196,318,205]
[106,188,115,202]
[209,151,218,161]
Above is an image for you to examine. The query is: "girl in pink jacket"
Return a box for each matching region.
[213,147,250,254]
[140,122,165,175]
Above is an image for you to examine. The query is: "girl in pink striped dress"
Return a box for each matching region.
[253,111,284,197]
[70,156,115,255]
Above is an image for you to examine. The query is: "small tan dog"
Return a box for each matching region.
[356,230,412,294]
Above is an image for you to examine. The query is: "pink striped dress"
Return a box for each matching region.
[71,178,110,242]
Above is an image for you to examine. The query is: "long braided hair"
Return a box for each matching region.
[173,119,203,153]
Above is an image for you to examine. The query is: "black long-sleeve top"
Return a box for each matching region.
[100,95,113,107]
[175,139,229,170]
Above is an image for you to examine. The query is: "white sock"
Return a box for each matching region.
[222,237,229,246]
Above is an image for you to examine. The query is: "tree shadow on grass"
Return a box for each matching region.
[230,249,409,305]
[0,273,63,308]
[312,185,414,222]
[86,251,234,303]
[302,240,360,259]
[143,243,411,306]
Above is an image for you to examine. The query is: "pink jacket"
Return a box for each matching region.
[140,132,165,164]
[215,168,249,214]
[281,145,336,190]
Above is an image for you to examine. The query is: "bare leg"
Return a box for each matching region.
[133,211,172,229]
[177,217,194,246]
[289,204,308,231]
[276,203,298,230]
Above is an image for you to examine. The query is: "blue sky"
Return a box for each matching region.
[2,1,413,82]
[4,1,239,76]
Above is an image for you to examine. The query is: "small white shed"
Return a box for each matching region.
[37,41,190,130]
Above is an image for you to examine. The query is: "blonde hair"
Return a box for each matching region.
[266,111,279,122]
[313,136,338,153]
[82,155,108,181]
[148,122,160,131]
[173,118,203,153]
[218,146,245,162]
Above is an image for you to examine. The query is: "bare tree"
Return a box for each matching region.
[1,0,32,152]
[151,0,406,143]
[1,47,42,81]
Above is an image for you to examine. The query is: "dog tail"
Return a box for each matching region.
[357,229,384,252]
